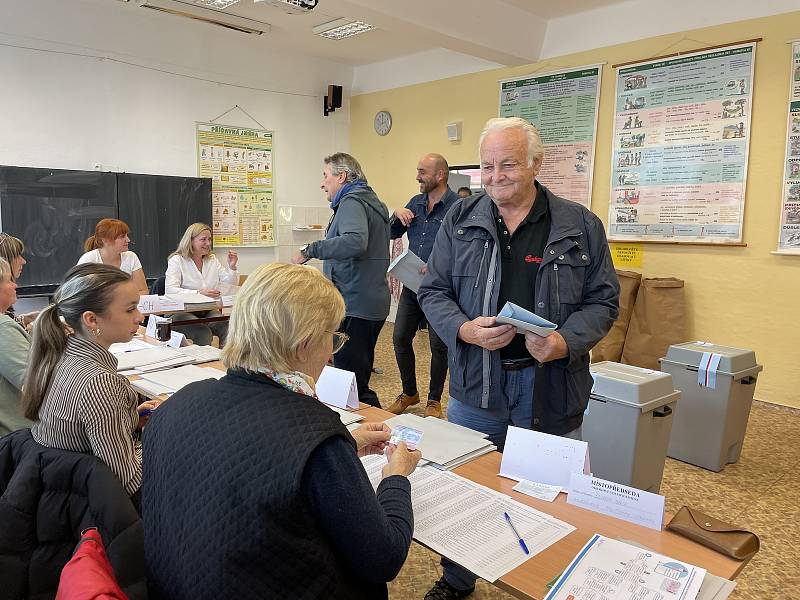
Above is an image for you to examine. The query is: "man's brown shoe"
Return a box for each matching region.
[425,400,443,419]
[386,392,419,415]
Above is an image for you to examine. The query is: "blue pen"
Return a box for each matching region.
[504,511,529,555]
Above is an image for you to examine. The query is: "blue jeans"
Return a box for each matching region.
[442,366,582,592]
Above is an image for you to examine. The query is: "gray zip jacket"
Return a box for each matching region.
[307,184,391,321]
[418,185,619,435]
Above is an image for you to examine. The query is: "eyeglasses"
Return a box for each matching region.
[329,331,350,354]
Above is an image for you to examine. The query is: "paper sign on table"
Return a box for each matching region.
[145,314,170,339]
[167,331,186,349]
[513,480,562,502]
[316,365,359,409]
[137,295,160,314]
[500,426,589,488]
[567,472,665,531]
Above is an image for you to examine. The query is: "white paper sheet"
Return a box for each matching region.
[109,339,152,354]
[360,455,575,582]
[513,480,562,502]
[165,293,217,304]
[137,364,225,392]
[500,426,589,488]
[137,294,160,314]
[316,365,359,409]
[115,346,186,371]
[156,295,184,311]
[567,473,665,531]
[325,404,365,426]
[544,534,706,600]
[176,345,222,363]
[131,379,174,398]
[387,249,426,293]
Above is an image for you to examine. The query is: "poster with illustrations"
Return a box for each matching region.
[777,41,800,253]
[499,65,602,208]
[608,43,756,244]
[197,122,275,247]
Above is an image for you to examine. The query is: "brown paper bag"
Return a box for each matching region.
[591,269,641,363]
[621,277,686,370]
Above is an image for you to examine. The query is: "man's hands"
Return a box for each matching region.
[393,208,415,227]
[458,316,514,351]
[525,331,568,363]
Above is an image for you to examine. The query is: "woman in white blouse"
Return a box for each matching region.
[77,219,148,294]
[165,223,238,346]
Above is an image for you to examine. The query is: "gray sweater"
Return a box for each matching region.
[0,314,32,436]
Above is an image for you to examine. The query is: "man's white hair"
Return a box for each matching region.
[478,117,544,167]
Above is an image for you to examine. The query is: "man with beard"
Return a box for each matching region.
[386,154,458,419]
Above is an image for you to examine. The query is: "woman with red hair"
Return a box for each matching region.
[77,219,148,293]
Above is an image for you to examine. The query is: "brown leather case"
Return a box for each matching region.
[666,506,759,560]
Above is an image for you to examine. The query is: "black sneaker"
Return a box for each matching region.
[424,577,475,599]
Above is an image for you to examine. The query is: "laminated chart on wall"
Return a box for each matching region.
[777,41,800,253]
[196,122,276,247]
[608,43,756,244]
[499,66,602,208]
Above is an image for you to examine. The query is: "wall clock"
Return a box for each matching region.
[374,110,392,136]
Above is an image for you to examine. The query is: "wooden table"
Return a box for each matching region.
[355,405,750,600]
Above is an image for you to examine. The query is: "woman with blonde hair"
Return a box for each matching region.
[77,218,148,293]
[0,232,37,330]
[0,257,32,436]
[22,263,159,502]
[143,263,420,600]
[164,222,238,346]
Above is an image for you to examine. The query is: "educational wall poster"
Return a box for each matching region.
[777,41,800,254]
[499,65,602,208]
[608,43,756,244]
[196,122,276,247]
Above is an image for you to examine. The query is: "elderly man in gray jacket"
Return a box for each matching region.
[417,117,619,600]
[293,152,390,408]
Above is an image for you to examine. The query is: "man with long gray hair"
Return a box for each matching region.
[418,117,619,599]
[292,152,390,408]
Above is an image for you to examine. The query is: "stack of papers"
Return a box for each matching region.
[387,249,426,293]
[116,347,194,372]
[164,293,219,311]
[109,339,152,354]
[176,345,222,363]
[361,455,575,582]
[131,364,226,396]
[384,413,495,469]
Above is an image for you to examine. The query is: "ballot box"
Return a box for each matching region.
[583,361,680,493]
[660,342,762,472]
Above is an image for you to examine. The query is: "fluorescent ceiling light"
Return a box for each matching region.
[313,18,375,40]
[193,0,241,8]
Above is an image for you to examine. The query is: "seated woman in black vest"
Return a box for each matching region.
[142,263,421,600]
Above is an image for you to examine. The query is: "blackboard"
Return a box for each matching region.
[0,167,117,290]
[117,173,212,280]
[0,166,211,293]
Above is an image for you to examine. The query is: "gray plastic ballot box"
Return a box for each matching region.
[659,342,762,472]
[582,362,679,494]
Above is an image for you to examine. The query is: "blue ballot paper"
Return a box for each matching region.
[495,302,557,337]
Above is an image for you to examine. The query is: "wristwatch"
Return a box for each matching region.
[299,244,311,261]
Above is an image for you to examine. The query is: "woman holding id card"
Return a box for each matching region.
[142,263,422,600]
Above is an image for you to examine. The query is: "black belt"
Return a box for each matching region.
[500,357,536,371]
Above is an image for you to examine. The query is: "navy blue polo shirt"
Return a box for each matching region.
[390,187,459,262]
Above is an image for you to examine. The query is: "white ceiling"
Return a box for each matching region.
[120,0,629,66]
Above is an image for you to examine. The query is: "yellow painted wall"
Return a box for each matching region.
[351,12,800,408]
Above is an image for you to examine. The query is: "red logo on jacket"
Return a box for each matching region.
[524,254,542,264]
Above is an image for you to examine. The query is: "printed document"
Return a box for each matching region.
[361,455,575,582]
[545,534,705,600]
[500,426,589,488]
